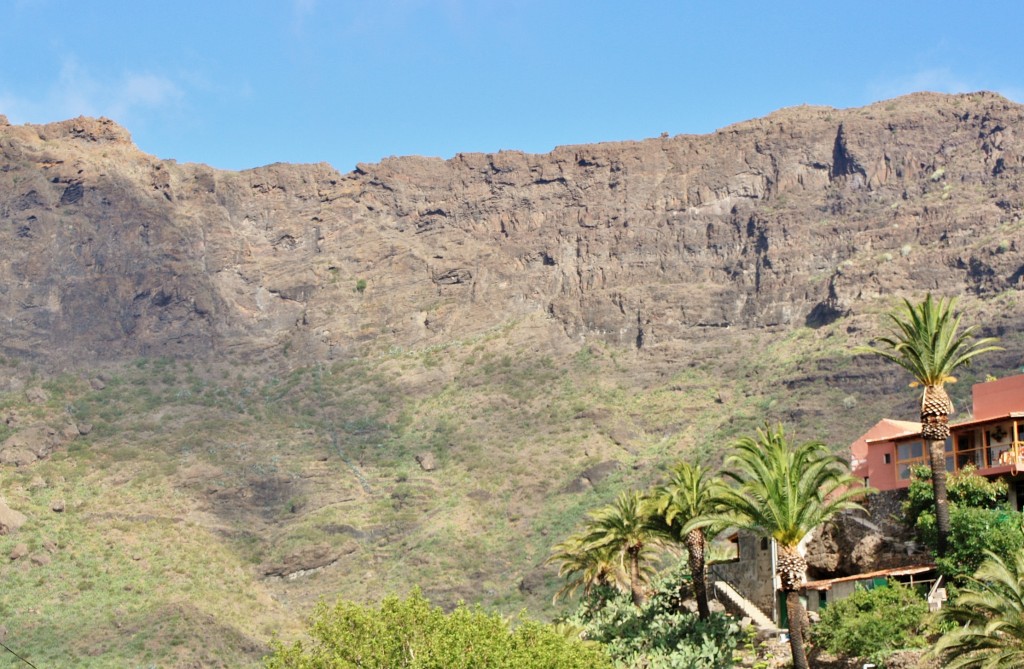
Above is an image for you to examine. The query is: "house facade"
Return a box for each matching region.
[713,374,1024,630]
[851,374,1024,509]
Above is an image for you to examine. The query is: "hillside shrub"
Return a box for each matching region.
[264,588,611,669]
[919,506,1024,581]
[811,581,929,665]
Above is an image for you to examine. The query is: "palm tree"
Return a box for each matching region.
[718,424,869,669]
[546,532,627,604]
[932,548,1024,668]
[858,294,1000,556]
[577,490,658,607]
[649,462,727,619]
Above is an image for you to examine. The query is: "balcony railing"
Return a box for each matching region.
[996,441,1024,474]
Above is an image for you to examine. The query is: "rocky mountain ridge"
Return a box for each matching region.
[2,91,1023,371]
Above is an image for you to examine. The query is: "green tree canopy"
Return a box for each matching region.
[264,588,613,669]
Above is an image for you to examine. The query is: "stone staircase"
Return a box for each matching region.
[713,580,782,633]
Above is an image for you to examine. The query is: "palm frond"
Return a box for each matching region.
[933,549,1024,669]
[719,423,871,550]
[856,294,1001,391]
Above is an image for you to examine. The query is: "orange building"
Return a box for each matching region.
[851,374,1024,507]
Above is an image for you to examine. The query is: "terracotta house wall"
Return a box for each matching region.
[865,439,901,490]
[972,374,1024,421]
[857,375,1024,492]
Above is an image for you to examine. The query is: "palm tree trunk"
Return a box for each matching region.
[777,544,809,669]
[685,529,710,619]
[627,547,646,607]
[921,385,953,558]
[927,437,951,557]
[785,590,810,669]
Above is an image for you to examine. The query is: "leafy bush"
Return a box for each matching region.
[919,506,1024,581]
[811,581,929,665]
[903,464,1007,527]
[903,465,1024,581]
[567,565,742,669]
[265,588,611,669]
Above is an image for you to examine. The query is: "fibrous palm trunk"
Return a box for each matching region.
[627,545,646,607]
[777,545,809,669]
[922,384,953,558]
[685,528,710,619]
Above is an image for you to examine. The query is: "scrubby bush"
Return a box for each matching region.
[811,581,929,665]
[264,588,611,669]
[920,506,1024,581]
[567,563,742,669]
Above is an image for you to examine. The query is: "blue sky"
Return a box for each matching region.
[2,1,1023,172]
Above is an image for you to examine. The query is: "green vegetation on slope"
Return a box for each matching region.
[0,305,1018,666]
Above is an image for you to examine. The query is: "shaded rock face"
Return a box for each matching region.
[805,491,923,579]
[1,93,1024,367]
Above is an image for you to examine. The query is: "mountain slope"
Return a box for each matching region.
[0,92,1022,666]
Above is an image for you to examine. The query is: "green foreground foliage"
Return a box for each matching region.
[811,581,929,665]
[264,588,612,669]
[904,466,1024,581]
[566,565,743,669]
[933,548,1024,669]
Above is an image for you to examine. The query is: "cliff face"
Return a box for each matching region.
[1,92,1023,367]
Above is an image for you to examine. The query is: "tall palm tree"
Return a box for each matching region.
[546,532,627,604]
[718,424,869,669]
[932,548,1024,669]
[649,462,727,619]
[578,490,658,607]
[858,294,1000,556]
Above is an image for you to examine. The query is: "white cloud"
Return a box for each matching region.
[291,0,318,35]
[0,57,184,126]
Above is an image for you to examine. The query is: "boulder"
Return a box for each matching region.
[0,425,76,466]
[415,452,436,472]
[24,387,48,404]
[0,500,27,534]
